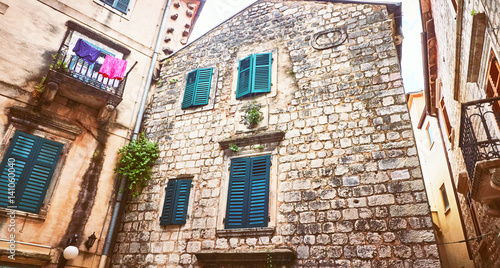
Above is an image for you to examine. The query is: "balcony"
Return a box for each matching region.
[459,97,500,216]
[41,21,135,122]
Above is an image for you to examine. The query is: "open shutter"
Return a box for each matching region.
[171,179,192,224]
[160,180,176,225]
[236,56,253,99]
[252,53,272,94]
[17,139,63,214]
[225,157,250,228]
[0,132,36,208]
[248,155,270,227]
[114,0,130,13]
[192,68,213,106]
[182,70,198,109]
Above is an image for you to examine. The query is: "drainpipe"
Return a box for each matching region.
[98,1,172,267]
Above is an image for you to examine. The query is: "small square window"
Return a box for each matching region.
[426,122,434,148]
[160,179,192,225]
[236,53,272,99]
[440,184,450,213]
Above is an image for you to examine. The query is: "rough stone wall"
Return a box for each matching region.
[112,1,440,267]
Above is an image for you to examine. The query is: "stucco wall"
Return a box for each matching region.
[112,1,441,267]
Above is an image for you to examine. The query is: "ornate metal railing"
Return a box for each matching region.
[49,35,136,99]
[460,97,500,181]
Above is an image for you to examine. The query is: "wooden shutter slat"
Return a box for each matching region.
[225,158,250,228]
[171,179,192,224]
[17,139,63,214]
[236,56,253,99]
[252,53,272,94]
[182,70,198,109]
[248,155,270,227]
[160,180,176,225]
[114,0,130,13]
[193,68,213,106]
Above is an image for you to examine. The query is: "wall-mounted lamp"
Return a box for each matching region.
[85,232,97,250]
[58,234,78,268]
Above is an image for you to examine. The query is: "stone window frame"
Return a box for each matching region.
[0,124,73,221]
[216,149,278,236]
[175,66,219,115]
[93,0,137,20]
[156,175,196,228]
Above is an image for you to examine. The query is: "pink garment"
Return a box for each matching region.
[98,55,127,80]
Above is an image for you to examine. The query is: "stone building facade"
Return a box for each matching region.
[112,0,441,267]
[419,0,500,266]
[0,0,202,267]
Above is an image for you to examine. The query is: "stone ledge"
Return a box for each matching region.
[195,248,295,264]
[9,106,82,140]
[216,227,275,237]
[218,131,285,149]
[0,249,52,266]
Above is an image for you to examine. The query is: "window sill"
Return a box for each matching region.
[0,207,46,222]
[216,227,275,237]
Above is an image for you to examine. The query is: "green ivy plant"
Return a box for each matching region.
[34,76,46,93]
[471,9,478,16]
[229,143,239,152]
[114,133,160,197]
[169,78,179,84]
[241,102,264,128]
[50,54,69,72]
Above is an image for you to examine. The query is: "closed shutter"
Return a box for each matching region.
[225,157,250,228]
[160,179,192,225]
[160,180,176,226]
[252,53,272,94]
[0,132,36,208]
[171,179,192,224]
[0,132,63,214]
[236,56,253,99]
[17,139,63,213]
[248,155,270,227]
[192,68,213,106]
[182,70,197,109]
[114,0,130,13]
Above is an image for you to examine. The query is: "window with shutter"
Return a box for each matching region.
[100,0,130,14]
[236,53,272,99]
[0,131,63,214]
[225,155,270,229]
[181,68,213,109]
[160,178,192,225]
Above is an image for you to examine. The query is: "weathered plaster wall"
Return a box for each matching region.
[113,1,441,267]
[408,92,473,268]
[0,0,173,266]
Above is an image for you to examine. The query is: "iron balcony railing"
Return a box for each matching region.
[49,38,136,99]
[459,96,500,181]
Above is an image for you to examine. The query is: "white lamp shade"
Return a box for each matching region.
[63,245,79,260]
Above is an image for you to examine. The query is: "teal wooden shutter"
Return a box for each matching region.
[252,53,272,94]
[17,139,63,213]
[114,0,130,13]
[182,70,198,109]
[160,179,192,225]
[225,157,250,228]
[171,179,192,224]
[248,155,270,227]
[0,132,36,208]
[193,68,213,106]
[160,180,176,226]
[0,132,63,214]
[236,56,253,99]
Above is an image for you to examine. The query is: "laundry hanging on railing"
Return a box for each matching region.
[72,38,101,65]
[99,55,128,80]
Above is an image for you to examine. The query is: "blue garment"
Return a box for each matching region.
[72,39,101,65]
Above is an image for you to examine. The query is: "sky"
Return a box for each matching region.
[190,0,424,93]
